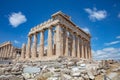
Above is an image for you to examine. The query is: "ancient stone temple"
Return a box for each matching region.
[0,41,21,60]
[21,11,92,61]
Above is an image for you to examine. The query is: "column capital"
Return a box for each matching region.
[48,26,53,29]
[40,29,44,32]
[28,34,32,38]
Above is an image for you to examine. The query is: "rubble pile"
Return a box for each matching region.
[0,58,117,80]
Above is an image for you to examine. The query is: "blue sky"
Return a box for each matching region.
[0,0,120,60]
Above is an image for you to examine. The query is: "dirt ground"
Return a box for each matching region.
[95,62,120,80]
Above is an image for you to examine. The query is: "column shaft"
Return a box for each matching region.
[72,34,76,57]
[77,37,80,58]
[81,39,84,58]
[6,45,9,58]
[10,46,13,58]
[26,36,31,59]
[4,46,6,59]
[2,47,4,59]
[1,48,3,60]
[39,31,44,58]
[56,24,61,57]
[53,30,56,55]
[2,47,5,59]
[89,43,92,59]
[21,44,26,59]
[84,41,86,59]
[60,27,64,56]
[87,43,90,59]
[65,32,68,56]
[12,47,16,58]
[0,48,1,58]
[7,45,11,59]
[85,42,88,59]
[47,27,53,57]
[32,33,37,58]
[87,44,89,59]
[4,45,7,58]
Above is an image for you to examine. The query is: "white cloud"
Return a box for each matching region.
[92,47,120,60]
[9,12,27,27]
[118,13,120,18]
[81,27,90,34]
[116,36,120,39]
[14,40,20,44]
[104,41,120,46]
[84,7,107,21]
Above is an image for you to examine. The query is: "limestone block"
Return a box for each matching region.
[70,71,81,77]
[62,74,72,80]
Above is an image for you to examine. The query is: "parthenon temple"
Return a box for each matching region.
[21,11,92,61]
[0,41,21,60]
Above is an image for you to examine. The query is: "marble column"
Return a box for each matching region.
[77,36,80,58]
[6,45,9,58]
[1,48,3,59]
[4,46,7,58]
[60,27,64,56]
[1,48,2,60]
[89,43,92,59]
[47,27,53,57]
[32,33,37,58]
[26,36,31,59]
[7,44,10,58]
[1,47,3,59]
[53,30,56,55]
[7,45,11,59]
[8,45,11,58]
[3,46,5,58]
[0,48,1,58]
[39,30,44,58]
[3,45,6,58]
[72,33,76,57]
[65,31,68,56]
[2,47,5,59]
[0,48,1,56]
[5,46,7,58]
[85,41,88,59]
[62,28,66,56]
[12,47,16,58]
[56,24,61,57]
[81,39,84,59]
[87,42,90,59]
[6,45,8,58]
[10,46,13,58]
[21,43,26,59]
[3,47,5,59]
[83,41,86,59]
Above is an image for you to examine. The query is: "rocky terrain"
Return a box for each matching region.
[0,57,120,80]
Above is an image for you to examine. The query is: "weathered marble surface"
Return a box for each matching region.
[0,58,118,80]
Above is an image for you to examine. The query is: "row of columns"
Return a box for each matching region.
[21,24,61,59]
[21,24,92,60]
[64,28,92,59]
[0,44,14,60]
